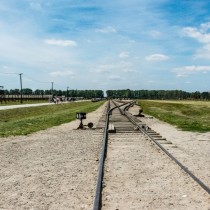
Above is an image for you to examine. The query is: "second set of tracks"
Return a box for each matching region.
[93,100,210,210]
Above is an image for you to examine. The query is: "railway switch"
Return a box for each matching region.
[76,112,86,120]
[76,112,94,129]
[76,112,86,129]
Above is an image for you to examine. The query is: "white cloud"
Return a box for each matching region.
[119,51,129,58]
[29,3,43,11]
[44,39,77,47]
[149,30,161,38]
[172,65,210,77]
[175,73,188,78]
[182,22,210,59]
[95,64,117,73]
[200,22,210,33]
[95,68,111,73]
[148,80,156,83]
[3,65,10,69]
[145,54,169,61]
[182,27,210,43]
[122,69,136,73]
[196,47,210,59]
[173,65,210,72]
[109,75,122,80]
[96,26,117,33]
[95,61,133,73]
[49,70,75,77]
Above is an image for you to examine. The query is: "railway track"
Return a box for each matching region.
[93,100,210,210]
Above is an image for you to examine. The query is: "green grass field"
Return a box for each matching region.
[138,100,210,132]
[0,101,104,137]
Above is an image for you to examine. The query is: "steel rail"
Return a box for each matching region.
[94,99,210,210]
[113,100,125,115]
[112,100,135,115]
[123,100,136,112]
[93,100,129,210]
[124,111,210,195]
[92,101,110,210]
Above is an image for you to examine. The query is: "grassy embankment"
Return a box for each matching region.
[138,100,210,132]
[0,101,104,137]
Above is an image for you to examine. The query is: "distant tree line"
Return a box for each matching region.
[106,89,210,100]
[3,88,210,100]
[2,89,104,98]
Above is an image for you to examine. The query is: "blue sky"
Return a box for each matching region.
[1,0,210,92]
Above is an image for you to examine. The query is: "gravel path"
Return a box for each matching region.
[0,103,107,210]
[0,103,53,110]
[0,100,90,110]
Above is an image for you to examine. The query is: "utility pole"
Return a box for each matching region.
[19,73,23,104]
[51,82,54,95]
[66,86,69,98]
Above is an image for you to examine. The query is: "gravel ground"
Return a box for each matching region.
[129,106,210,188]
[0,103,107,210]
[129,105,210,205]
[101,105,210,210]
[103,133,210,210]
[0,102,210,209]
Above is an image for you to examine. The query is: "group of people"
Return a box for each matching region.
[49,95,61,104]
[49,95,76,104]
